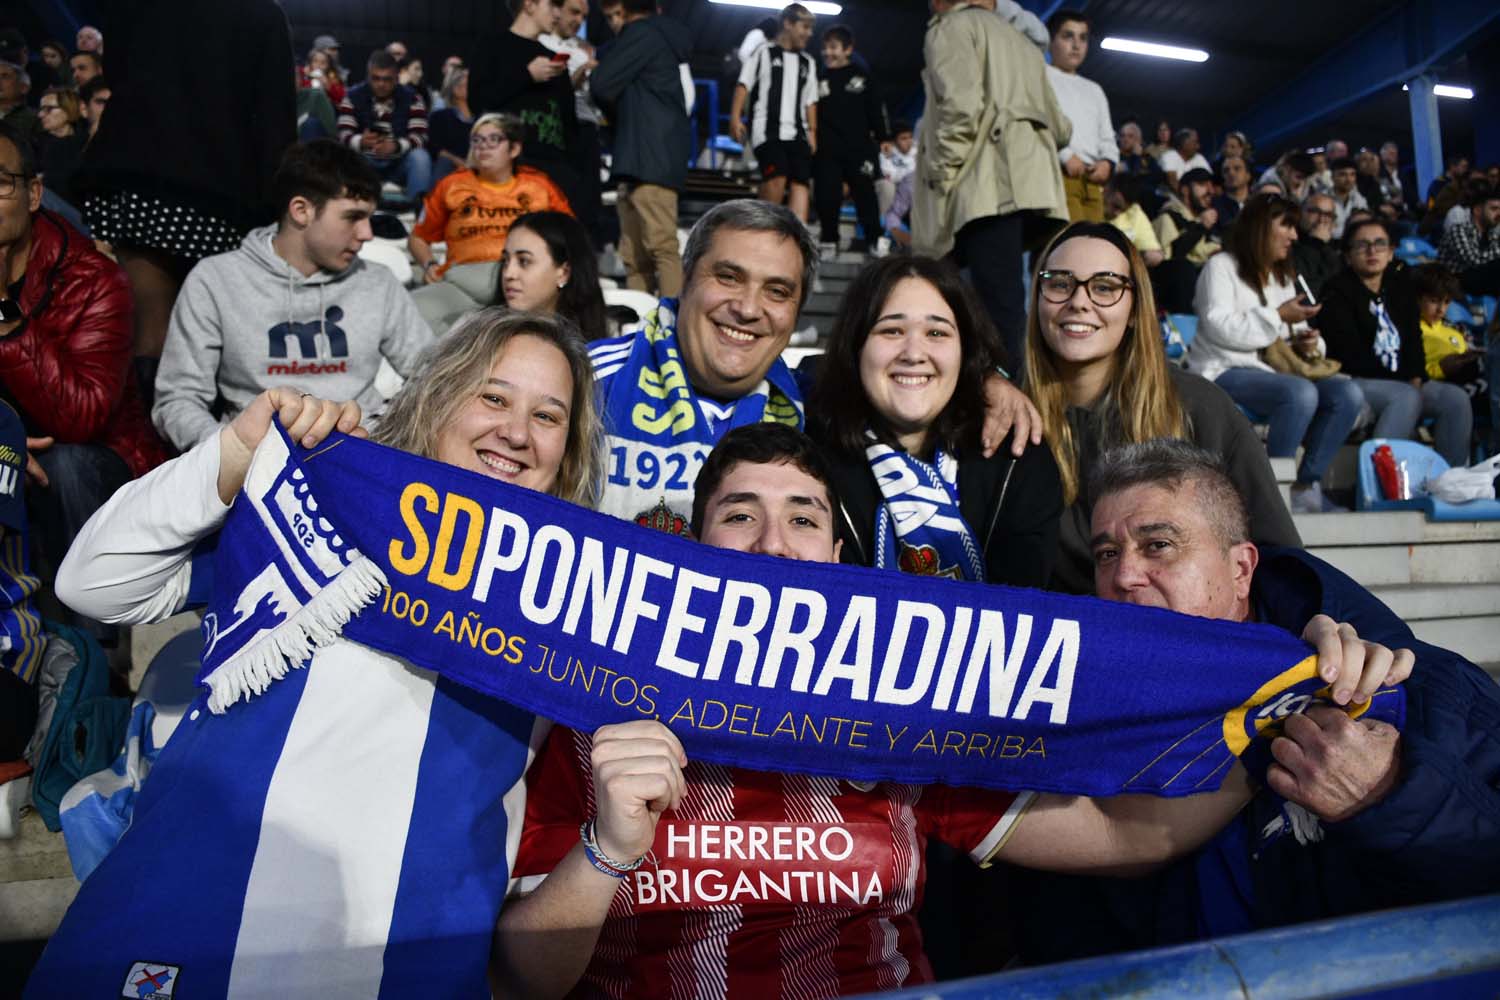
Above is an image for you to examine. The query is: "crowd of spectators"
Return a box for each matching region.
[1,3,1498,994]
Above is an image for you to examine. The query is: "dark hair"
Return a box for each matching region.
[39,40,66,59]
[1171,127,1197,151]
[1089,439,1249,550]
[271,139,382,217]
[892,120,913,136]
[1106,172,1142,205]
[620,0,655,14]
[1228,193,1300,302]
[780,3,813,26]
[71,51,102,71]
[0,120,37,178]
[499,211,608,340]
[79,75,109,104]
[691,424,839,539]
[366,49,398,73]
[808,255,1000,457]
[1047,8,1090,36]
[1412,263,1462,302]
[1343,217,1391,252]
[1330,156,1357,173]
[1462,178,1495,207]
[1217,154,1248,178]
[1283,151,1315,177]
[823,24,854,48]
[682,199,818,309]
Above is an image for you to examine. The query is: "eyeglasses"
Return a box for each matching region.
[0,170,34,199]
[1349,239,1391,253]
[471,134,512,148]
[1037,270,1135,307]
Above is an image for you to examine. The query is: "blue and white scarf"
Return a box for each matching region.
[867,437,985,581]
[1370,296,1402,372]
[194,425,1403,799]
[591,299,804,527]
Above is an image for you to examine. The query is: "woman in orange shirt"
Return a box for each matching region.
[409,112,573,281]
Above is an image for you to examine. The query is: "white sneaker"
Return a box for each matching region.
[819,242,838,261]
[872,236,892,258]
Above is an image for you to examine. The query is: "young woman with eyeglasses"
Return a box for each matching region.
[1189,193,1365,514]
[408,112,573,282]
[1023,221,1300,594]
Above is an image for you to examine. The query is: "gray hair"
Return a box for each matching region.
[441,66,468,106]
[1088,439,1250,550]
[0,61,29,91]
[681,199,819,309]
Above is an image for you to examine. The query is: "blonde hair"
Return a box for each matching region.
[373,309,605,508]
[1023,223,1187,505]
[466,112,524,169]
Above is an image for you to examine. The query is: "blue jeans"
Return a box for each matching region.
[367,147,433,203]
[1354,377,1474,467]
[1214,369,1364,485]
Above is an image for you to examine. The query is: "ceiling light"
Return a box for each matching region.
[1099,36,1208,63]
[709,0,842,14]
[1402,83,1474,100]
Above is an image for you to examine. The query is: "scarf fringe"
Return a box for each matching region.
[202,556,389,714]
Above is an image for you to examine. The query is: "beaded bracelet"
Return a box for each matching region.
[579,817,646,879]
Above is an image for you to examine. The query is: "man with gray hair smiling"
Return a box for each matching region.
[1007,438,1500,964]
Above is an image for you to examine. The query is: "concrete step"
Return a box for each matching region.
[1296,511,1500,547]
[1270,456,1297,483]
[1410,617,1500,667]
[1370,583,1500,621]
[0,877,76,942]
[1313,541,1500,586]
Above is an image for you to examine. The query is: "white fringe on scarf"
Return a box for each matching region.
[202,556,389,714]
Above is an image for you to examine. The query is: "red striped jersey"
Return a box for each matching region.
[513,726,1033,998]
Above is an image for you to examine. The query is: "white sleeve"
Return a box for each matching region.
[1096,88,1118,164]
[680,63,696,114]
[736,44,763,90]
[801,55,819,109]
[1193,257,1285,352]
[55,433,232,626]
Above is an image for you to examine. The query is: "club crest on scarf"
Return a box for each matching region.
[866,437,985,582]
[198,429,386,712]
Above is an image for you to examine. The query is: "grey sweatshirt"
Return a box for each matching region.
[153,226,433,450]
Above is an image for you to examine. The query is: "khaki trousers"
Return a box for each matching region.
[617,182,683,296]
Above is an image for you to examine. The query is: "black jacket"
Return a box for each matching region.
[1316,265,1426,382]
[1291,236,1343,298]
[822,431,1063,589]
[590,16,692,190]
[816,64,889,158]
[472,32,578,162]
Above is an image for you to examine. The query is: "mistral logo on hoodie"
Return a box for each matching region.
[267,306,351,376]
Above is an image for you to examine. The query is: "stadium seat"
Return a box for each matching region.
[1355,438,1500,520]
[1396,235,1439,265]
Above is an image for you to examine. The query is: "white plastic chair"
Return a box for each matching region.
[359,239,414,286]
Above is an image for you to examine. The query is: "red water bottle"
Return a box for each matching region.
[1373,444,1401,500]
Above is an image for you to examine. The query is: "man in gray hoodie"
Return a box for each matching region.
[152,140,433,451]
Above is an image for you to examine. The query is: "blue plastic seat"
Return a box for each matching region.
[1396,236,1439,264]
[1355,438,1500,520]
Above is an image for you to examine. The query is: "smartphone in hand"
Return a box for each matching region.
[1296,274,1317,306]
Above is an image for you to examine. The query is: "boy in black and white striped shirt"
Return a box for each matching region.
[729,3,819,220]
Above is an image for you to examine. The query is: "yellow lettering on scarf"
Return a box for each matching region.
[631,399,696,435]
[389,482,439,576]
[428,492,486,591]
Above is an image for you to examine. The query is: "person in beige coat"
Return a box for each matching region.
[914,0,1070,370]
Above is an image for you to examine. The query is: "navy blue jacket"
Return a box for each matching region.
[590,16,692,190]
[999,547,1500,965]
